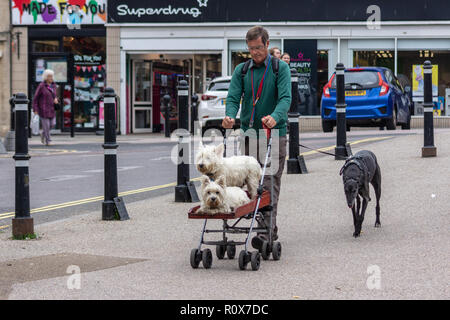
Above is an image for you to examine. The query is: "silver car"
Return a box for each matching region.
[197,76,240,135]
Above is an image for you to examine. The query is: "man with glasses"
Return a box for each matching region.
[222,26,291,247]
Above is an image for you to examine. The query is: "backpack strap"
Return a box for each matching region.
[272,57,279,97]
[241,60,252,92]
[272,57,279,82]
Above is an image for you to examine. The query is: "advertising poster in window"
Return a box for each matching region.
[412,64,438,99]
[11,0,107,25]
[47,61,68,82]
[284,39,318,115]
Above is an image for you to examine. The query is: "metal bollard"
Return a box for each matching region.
[334,63,352,160]
[287,68,308,174]
[163,94,171,138]
[12,93,34,238]
[175,80,199,203]
[191,94,199,136]
[102,87,129,220]
[422,60,437,157]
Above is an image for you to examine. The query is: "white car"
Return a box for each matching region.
[197,76,240,134]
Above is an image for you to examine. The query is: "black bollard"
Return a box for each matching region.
[163,94,171,138]
[191,94,199,136]
[71,100,75,138]
[334,63,352,160]
[175,80,199,203]
[287,68,308,174]
[12,93,34,238]
[5,95,16,151]
[102,87,129,220]
[422,61,437,157]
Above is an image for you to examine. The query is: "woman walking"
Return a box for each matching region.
[32,69,58,146]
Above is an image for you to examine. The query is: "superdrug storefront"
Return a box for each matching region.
[106,0,450,135]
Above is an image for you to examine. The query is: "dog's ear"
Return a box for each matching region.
[216,175,226,188]
[215,143,224,157]
[201,175,210,186]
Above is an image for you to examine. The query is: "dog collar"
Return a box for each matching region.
[206,173,215,181]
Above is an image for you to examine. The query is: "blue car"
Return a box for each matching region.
[320,67,412,132]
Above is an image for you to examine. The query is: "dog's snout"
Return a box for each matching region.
[199,164,204,169]
[211,196,216,201]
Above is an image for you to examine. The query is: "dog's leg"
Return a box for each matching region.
[352,195,360,237]
[357,198,369,235]
[372,164,382,228]
[353,195,369,238]
[356,195,361,215]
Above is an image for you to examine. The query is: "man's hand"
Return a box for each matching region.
[54,98,59,104]
[222,116,235,129]
[261,115,277,129]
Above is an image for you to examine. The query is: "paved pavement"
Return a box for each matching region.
[0,129,449,300]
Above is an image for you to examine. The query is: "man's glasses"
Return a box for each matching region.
[247,44,267,52]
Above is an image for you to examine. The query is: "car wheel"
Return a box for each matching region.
[322,119,334,133]
[386,107,397,130]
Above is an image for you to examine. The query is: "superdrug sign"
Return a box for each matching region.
[108,0,449,24]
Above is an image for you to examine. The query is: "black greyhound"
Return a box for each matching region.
[340,150,381,237]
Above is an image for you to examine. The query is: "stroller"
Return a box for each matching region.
[188,126,282,271]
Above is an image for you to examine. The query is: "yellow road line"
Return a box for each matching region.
[298,136,391,157]
[0,136,390,221]
[0,177,204,221]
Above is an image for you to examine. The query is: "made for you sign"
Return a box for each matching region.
[12,0,107,25]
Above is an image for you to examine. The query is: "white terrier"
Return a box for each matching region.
[196,143,261,199]
[197,175,250,215]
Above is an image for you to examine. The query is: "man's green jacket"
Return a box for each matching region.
[226,55,292,136]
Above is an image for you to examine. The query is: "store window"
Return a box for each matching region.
[193,54,222,93]
[354,49,450,115]
[32,40,59,52]
[353,51,395,70]
[398,50,450,115]
[64,36,106,130]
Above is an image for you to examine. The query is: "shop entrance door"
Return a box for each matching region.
[132,60,153,133]
[30,53,73,132]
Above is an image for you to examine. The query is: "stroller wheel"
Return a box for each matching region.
[272,241,282,261]
[238,250,248,270]
[202,249,213,269]
[216,245,226,260]
[190,249,202,269]
[226,245,236,259]
[261,241,271,260]
[251,251,261,271]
